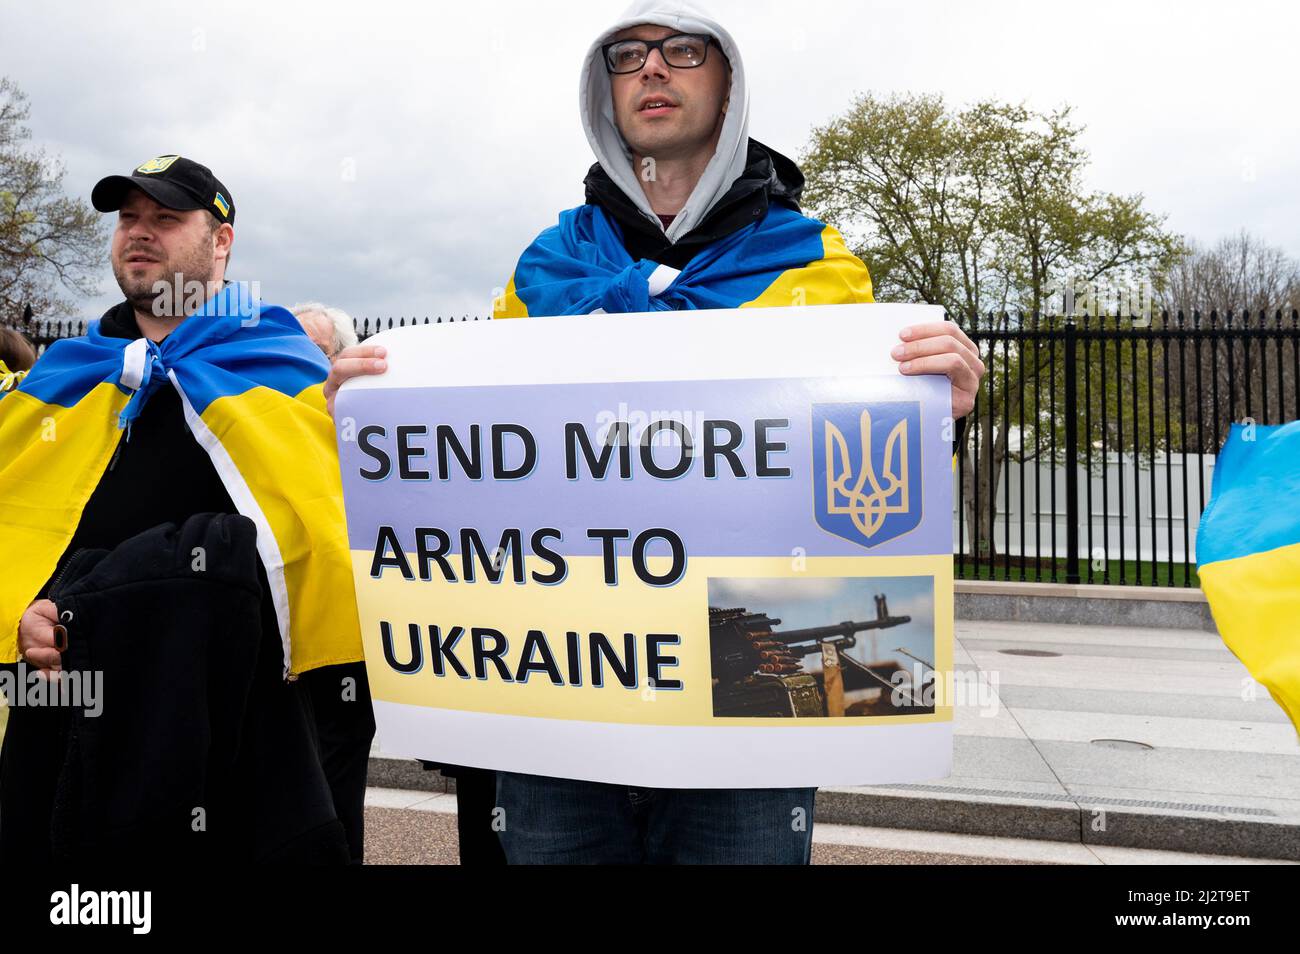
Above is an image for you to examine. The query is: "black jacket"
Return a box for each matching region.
[3,513,347,864]
[53,513,258,861]
[583,137,805,270]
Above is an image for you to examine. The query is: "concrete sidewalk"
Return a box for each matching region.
[817,618,1300,860]
[367,617,1300,862]
[363,787,1287,865]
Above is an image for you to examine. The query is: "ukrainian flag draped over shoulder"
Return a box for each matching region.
[493,203,872,318]
[1197,421,1300,737]
[0,283,361,676]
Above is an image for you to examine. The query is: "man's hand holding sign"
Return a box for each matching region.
[892,322,985,418]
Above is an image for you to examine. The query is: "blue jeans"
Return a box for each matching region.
[494,772,815,864]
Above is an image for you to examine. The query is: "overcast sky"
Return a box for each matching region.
[4,0,1298,323]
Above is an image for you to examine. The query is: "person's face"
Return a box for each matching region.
[297,311,336,358]
[607,24,730,162]
[110,188,230,316]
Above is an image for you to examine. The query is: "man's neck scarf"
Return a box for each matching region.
[492,203,874,318]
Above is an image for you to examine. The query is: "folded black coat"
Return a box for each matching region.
[33,511,347,864]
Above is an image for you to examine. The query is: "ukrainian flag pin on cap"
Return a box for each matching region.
[91,154,236,225]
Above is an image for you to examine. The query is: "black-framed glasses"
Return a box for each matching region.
[602,33,713,74]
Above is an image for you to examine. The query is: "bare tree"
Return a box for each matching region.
[1160,231,1300,446]
[1162,230,1300,316]
[0,76,106,324]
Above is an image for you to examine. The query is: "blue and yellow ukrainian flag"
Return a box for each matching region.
[0,284,361,675]
[1197,421,1300,737]
[493,203,873,318]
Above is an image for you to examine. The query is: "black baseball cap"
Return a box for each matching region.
[92,154,235,225]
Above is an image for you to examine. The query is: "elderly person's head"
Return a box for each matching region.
[290,302,358,360]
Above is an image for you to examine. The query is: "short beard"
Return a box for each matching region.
[113,237,218,319]
[116,272,169,317]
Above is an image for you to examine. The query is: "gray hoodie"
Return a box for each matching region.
[578,0,750,244]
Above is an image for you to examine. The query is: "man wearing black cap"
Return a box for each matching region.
[90,154,236,338]
[0,155,365,864]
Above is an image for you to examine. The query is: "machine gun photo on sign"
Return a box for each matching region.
[707,576,937,719]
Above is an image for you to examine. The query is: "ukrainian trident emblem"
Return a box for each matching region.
[813,402,922,547]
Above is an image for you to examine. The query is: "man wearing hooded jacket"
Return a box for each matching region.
[326,0,985,864]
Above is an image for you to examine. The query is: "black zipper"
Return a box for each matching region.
[107,426,130,471]
[47,548,88,601]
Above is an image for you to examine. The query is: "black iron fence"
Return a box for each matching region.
[15,315,481,355]
[353,315,483,339]
[959,309,1300,587]
[17,319,88,357]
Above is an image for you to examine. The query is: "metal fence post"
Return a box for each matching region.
[1063,318,1081,583]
